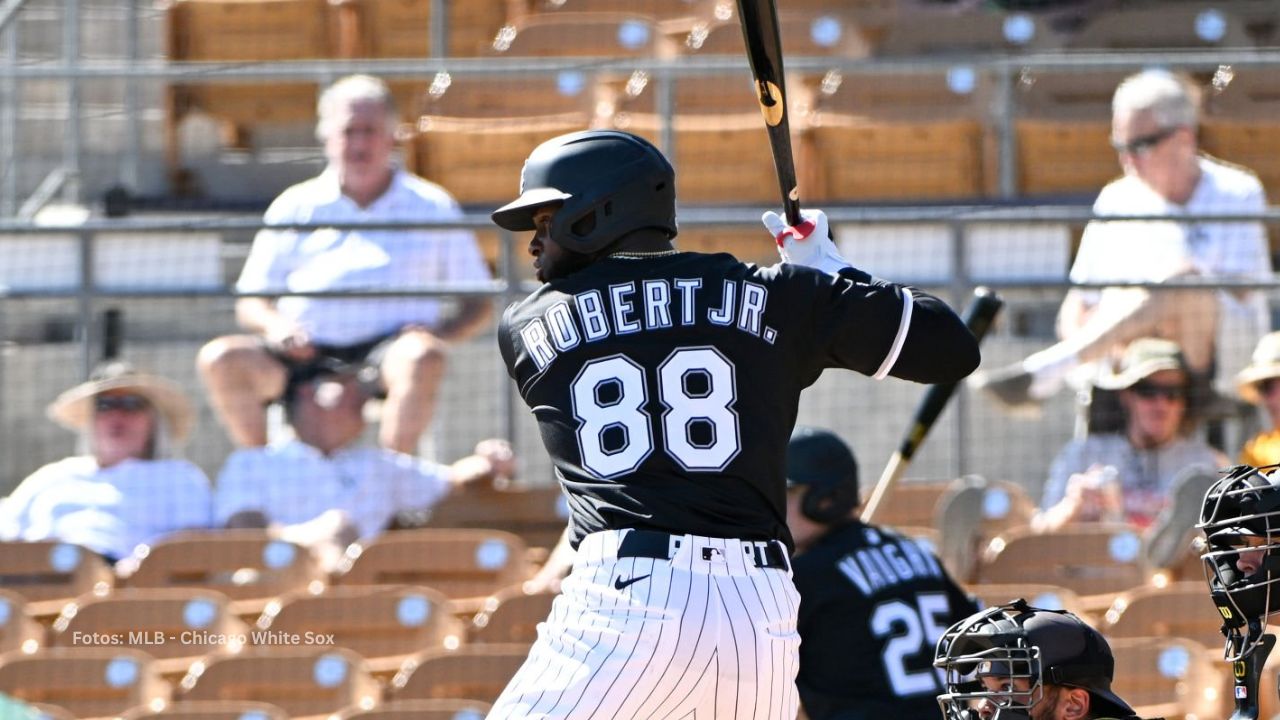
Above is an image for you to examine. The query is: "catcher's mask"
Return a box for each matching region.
[933,599,1134,720]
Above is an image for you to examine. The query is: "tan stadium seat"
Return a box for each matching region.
[0,588,42,655]
[864,478,955,530]
[1102,582,1227,654]
[164,0,332,190]
[418,74,598,121]
[331,698,491,720]
[49,588,249,679]
[965,583,1090,621]
[177,646,379,718]
[389,644,530,704]
[876,7,1059,56]
[410,113,592,209]
[670,11,874,58]
[422,482,571,552]
[1108,636,1229,720]
[469,585,557,645]
[934,476,1037,583]
[254,584,464,677]
[1014,119,1119,197]
[0,647,170,719]
[334,529,534,614]
[512,0,712,24]
[974,523,1151,601]
[666,227,779,268]
[120,700,289,720]
[489,12,670,58]
[0,541,113,619]
[1066,5,1252,51]
[333,0,506,58]
[123,530,326,619]
[1201,119,1280,206]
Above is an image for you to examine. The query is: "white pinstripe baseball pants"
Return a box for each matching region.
[488,529,801,720]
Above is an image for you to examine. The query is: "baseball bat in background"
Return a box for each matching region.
[735,0,801,226]
[860,287,1005,523]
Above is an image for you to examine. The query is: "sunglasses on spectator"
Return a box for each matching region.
[94,395,150,413]
[1129,381,1187,401]
[1110,126,1179,157]
[1258,378,1280,396]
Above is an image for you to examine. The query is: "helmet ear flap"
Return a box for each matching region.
[801,479,858,524]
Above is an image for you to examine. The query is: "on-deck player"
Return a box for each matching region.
[486,129,980,719]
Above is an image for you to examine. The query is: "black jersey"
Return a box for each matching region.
[498,251,979,550]
[792,521,979,720]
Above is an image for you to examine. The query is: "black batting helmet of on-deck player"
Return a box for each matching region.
[490,129,677,255]
[786,426,860,524]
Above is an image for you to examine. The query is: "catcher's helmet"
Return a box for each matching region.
[933,599,1135,720]
[1197,464,1280,649]
[491,130,677,255]
[786,427,859,524]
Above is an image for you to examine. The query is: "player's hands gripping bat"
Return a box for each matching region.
[761,208,849,274]
[736,0,801,227]
[861,288,1004,523]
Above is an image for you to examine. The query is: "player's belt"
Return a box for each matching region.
[617,530,790,570]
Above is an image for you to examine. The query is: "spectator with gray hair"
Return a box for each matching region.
[198,74,493,455]
[974,69,1271,416]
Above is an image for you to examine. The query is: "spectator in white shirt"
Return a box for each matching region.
[197,74,494,454]
[0,362,212,561]
[973,69,1271,414]
[214,362,515,544]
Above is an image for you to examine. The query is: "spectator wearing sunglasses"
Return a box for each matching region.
[1035,339,1226,533]
[974,69,1270,415]
[0,362,212,562]
[1237,332,1280,467]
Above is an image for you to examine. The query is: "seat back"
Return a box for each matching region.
[975,524,1150,597]
[256,585,464,663]
[966,583,1090,620]
[332,698,492,720]
[179,647,379,718]
[120,699,289,720]
[0,541,113,610]
[0,588,42,654]
[390,644,530,703]
[1108,636,1229,720]
[0,648,169,718]
[335,529,533,602]
[866,478,955,529]
[51,588,247,662]
[491,13,666,58]
[127,530,324,607]
[469,586,557,645]
[1103,582,1227,652]
[423,483,571,551]
[340,0,506,58]
[934,477,1037,582]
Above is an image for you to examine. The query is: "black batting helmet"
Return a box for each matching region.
[786,427,859,524]
[491,129,677,255]
[934,599,1135,720]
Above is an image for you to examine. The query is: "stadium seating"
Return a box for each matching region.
[1065,5,1253,50]
[865,478,956,530]
[422,482,571,552]
[253,584,465,676]
[468,585,557,645]
[333,529,534,612]
[164,0,331,189]
[1201,119,1280,205]
[512,0,712,24]
[966,583,1090,621]
[331,698,492,720]
[0,647,170,719]
[48,588,248,679]
[389,644,530,704]
[875,6,1059,56]
[120,699,289,720]
[0,541,114,619]
[974,523,1151,601]
[1107,636,1229,720]
[668,227,779,267]
[1101,582,1227,654]
[669,10,875,58]
[409,113,592,208]
[1014,119,1118,197]
[177,646,379,718]
[489,12,671,58]
[333,0,507,58]
[0,588,42,655]
[122,530,326,618]
[933,476,1037,583]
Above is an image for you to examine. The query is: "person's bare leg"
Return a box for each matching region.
[1058,285,1218,373]
[378,329,447,455]
[196,334,289,446]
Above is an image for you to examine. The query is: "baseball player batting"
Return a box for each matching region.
[486,129,980,719]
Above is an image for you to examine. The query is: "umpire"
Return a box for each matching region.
[786,427,978,719]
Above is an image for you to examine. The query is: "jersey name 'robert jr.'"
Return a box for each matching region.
[520,278,779,372]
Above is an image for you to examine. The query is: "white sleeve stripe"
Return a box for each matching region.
[872,288,913,380]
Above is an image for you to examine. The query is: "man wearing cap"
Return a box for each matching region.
[1236,332,1280,467]
[0,362,212,562]
[1036,338,1225,533]
[785,426,978,719]
[935,599,1142,720]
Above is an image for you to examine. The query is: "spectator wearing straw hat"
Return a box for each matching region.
[1238,332,1280,467]
[0,362,212,561]
[1036,338,1225,533]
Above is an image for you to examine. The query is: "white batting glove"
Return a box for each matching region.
[761,208,850,275]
